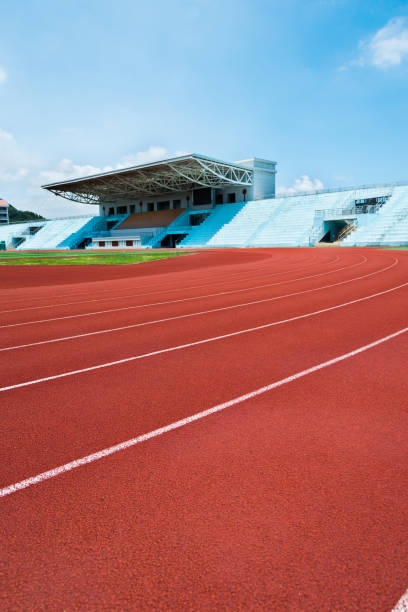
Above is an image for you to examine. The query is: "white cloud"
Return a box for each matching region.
[277,175,324,196]
[0,66,7,84]
[353,17,408,69]
[1,143,189,218]
[0,128,35,182]
[38,146,188,186]
[118,146,187,169]
[38,158,107,186]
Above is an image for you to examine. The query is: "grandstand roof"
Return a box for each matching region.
[42,154,254,205]
[0,200,9,207]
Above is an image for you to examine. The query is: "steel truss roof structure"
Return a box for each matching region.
[42,154,254,205]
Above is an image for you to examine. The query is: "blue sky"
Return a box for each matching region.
[1,0,408,216]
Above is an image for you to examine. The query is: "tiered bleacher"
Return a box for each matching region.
[340,185,408,246]
[21,217,94,249]
[91,209,185,248]
[206,200,281,247]
[179,185,408,248]
[0,215,123,250]
[1,183,407,250]
[178,203,245,248]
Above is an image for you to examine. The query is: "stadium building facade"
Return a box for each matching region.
[43,154,277,213]
[0,153,407,249]
[0,200,9,225]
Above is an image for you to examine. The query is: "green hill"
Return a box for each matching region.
[8,204,45,223]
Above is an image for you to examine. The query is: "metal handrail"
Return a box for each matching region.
[276,181,402,200]
[337,223,357,241]
[315,204,383,218]
[5,213,128,227]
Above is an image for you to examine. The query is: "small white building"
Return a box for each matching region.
[0,199,9,225]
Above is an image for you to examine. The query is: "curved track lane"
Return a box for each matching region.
[0,247,407,611]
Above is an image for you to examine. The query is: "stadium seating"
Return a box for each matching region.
[20,217,96,249]
[206,199,281,247]
[0,221,36,249]
[0,215,132,250]
[178,202,246,247]
[1,183,407,251]
[115,209,183,231]
[340,186,408,246]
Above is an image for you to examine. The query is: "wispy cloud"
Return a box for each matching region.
[1,141,188,217]
[277,175,324,196]
[0,128,35,182]
[346,17,408,69]
[39,146,188,186]
[0,66,7,84]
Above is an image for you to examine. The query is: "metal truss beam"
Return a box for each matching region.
[44,155,254,204]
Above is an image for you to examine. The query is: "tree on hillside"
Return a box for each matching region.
[7,204,45,222]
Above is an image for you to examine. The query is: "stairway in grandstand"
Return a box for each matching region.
[340,186,408,246]
[178,203,245,247]
[205,199,282,247]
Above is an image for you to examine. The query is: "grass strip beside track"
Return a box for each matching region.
[0,251,190,265]
[0,250,165,258]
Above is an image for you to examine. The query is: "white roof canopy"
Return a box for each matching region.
[42,154,254,205]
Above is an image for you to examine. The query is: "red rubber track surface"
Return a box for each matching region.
[1,247,407,611]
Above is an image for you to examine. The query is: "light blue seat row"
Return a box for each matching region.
[341,186,408,246]
[0,215,130,250]
[178,203,246,248]
[20,217,95,249]
[178,185,408,248]
[206,199,281,247]
[0,221,36,248]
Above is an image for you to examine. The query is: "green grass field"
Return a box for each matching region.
[0,250,191,265]
[382,246,408,251]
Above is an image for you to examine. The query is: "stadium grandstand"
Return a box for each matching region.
[0,153,408,249]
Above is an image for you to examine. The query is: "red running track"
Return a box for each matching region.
[0,247,407,611]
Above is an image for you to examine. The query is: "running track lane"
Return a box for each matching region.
[0,247,407,611]
[1,269,407,484]
[0,251,326,310]
[0,253,404,390]
[0,251,355,325]
[0,252,395,361]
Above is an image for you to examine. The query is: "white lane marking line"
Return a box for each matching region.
[392,590,408,611]
[0,255,338,313]
[0,325,406,499]
[1,271,406,392]
[0,258,402,353]
[0,256,367,329]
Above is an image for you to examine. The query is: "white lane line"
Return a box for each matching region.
[0,258,402,353]
[0,256,367,329]
[392,590,408,611]
[0,254,336,313]
[1,273,406,392]
[0,325,406,499]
